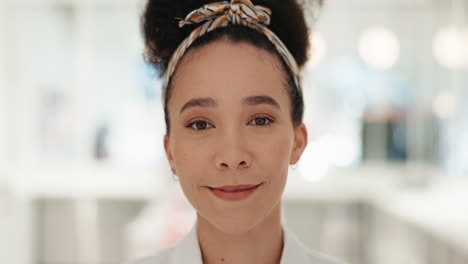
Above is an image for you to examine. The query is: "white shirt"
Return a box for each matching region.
[132,223,346,264]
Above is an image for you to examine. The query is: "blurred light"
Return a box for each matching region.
[108,103,162,166]
[358,26,400,70]
[299,134,358,182]
[433,90,457,120]
[307,31,327,69]
[432,25,468,69]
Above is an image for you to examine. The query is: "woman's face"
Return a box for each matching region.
[164,39,307,234]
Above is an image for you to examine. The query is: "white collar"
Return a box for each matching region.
[169,222,326,264]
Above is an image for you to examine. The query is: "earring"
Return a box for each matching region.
[171,173,179,182]
[291,163,298,170]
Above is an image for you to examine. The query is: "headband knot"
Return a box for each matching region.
[178,0,271,28]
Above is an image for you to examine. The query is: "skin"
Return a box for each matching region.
[163,38,308,264]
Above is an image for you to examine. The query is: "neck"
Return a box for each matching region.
[196,203,284,264]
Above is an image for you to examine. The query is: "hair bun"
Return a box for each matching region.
[142,0,310,76]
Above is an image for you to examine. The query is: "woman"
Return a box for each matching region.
[135,0,346,263]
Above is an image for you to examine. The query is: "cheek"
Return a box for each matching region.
[171,141,206,206]
[254,129,293,167]
[171,136,213,184]
[255,130,292,187]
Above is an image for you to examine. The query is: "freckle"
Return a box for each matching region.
[221,258,225,262]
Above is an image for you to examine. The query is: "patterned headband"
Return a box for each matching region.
[161,0,302,102]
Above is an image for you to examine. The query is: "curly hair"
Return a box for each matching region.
[141,0,311,135]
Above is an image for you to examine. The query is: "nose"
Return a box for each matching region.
[215,131,252,170]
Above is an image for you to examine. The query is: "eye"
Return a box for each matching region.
[186,119,214,131]
[186,115,274,131]
[249,115,274,126]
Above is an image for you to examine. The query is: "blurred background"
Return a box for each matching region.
[1,0,467,263]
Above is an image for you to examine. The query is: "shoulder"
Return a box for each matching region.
[282,228,348,264]
[129,247,175,264]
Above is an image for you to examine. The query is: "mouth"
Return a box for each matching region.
[208,183,263,202]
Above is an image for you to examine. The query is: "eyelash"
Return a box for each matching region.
[185,115,275,131]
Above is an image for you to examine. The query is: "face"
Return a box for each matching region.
[163,39,307,234]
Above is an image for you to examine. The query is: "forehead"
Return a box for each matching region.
[168,39,290,109]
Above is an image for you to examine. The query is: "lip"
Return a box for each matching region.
[209,183,262,202]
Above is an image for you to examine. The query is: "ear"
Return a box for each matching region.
[163,135,177,175]
[289,123,308,165]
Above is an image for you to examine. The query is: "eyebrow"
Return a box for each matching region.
[179,95,281,114]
